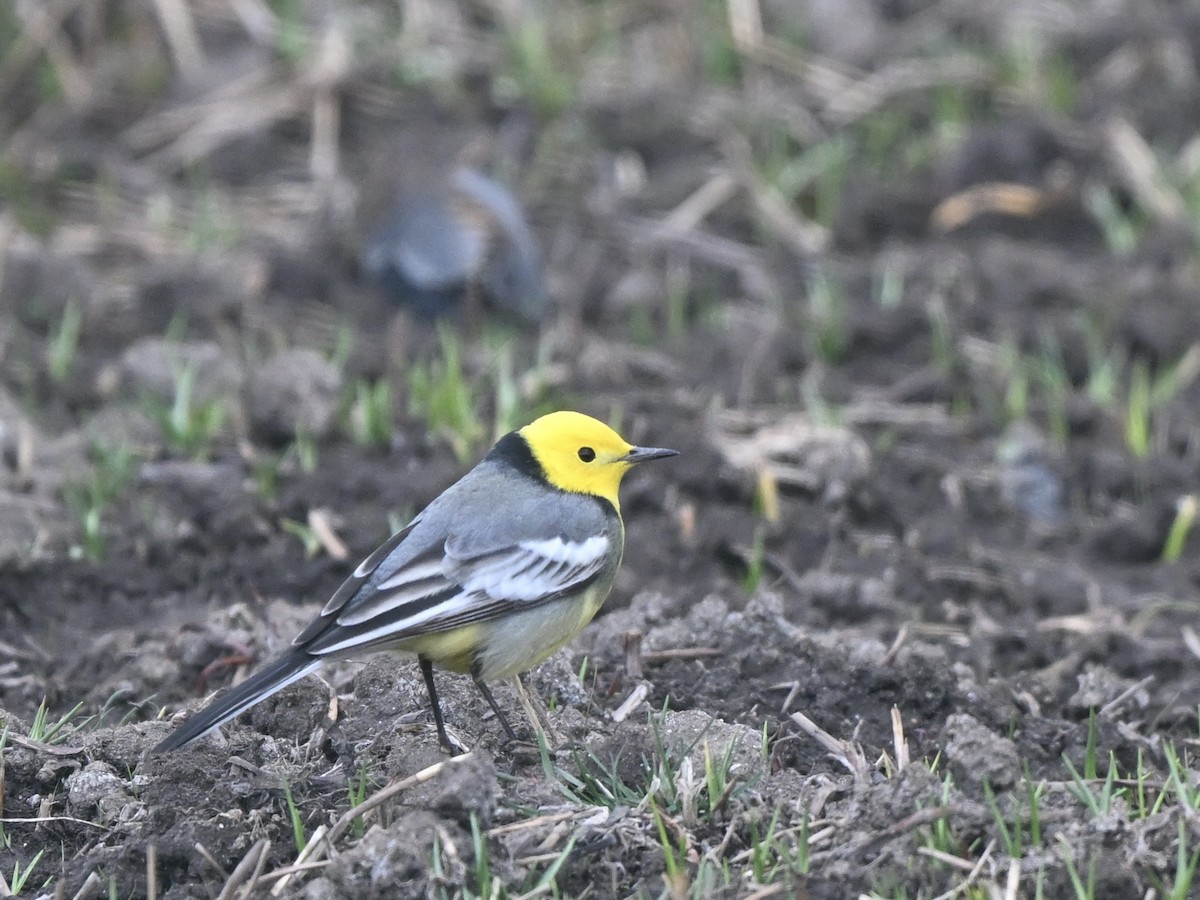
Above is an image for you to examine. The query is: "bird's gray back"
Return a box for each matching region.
[365,459,619,589]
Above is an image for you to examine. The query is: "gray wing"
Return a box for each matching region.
[363,190,487,291]
[293,478,616,657]
[452,168,546,319]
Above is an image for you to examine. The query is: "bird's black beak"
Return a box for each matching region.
[622,446,679,464]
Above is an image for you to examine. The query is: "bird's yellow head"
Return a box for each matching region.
[518,411,678,509]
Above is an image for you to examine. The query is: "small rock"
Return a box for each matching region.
[0,387,88,495]
[405,751,497,830]
[65,761,131,824]
[765,0,884,68]
[120,338,244,408]
[942,713,1020,792]
[0,231,97,326]
[324,812,466,899]
[1069,664,1148,713]
[302,879,342,900]
[245,348,343,443]
[526,648,589,709]
[83,406,162,453]
[606,267,663,317]
[0,388,80,560]
[137,252,267,326]
[662,709,766,780]
[1090,502,1173,564]
[712,412,871,500]
[586,709,767,801]
[138,459,264,539]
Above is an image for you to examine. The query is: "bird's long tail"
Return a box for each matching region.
[153,649,320,753]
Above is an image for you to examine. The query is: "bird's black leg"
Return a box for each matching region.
[471,665,518,741]
[419,655,456,753]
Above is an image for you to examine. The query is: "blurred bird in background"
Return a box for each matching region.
[996,420,1067,534]
[362,167,547,322]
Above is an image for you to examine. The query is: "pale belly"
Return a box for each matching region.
[395,579,613,681]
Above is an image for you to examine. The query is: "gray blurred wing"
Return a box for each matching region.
[363,191,487,291]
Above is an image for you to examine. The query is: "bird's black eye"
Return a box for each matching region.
[578,446,596,462]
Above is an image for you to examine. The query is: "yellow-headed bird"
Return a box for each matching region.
[154,411,677,752]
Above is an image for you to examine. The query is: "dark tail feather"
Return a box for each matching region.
[153,650,320,753]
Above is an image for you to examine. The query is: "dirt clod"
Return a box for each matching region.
[941,713,1021,792]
